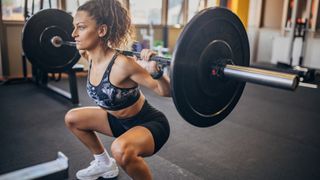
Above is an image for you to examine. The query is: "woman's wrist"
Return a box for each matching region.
[150,65,164,79]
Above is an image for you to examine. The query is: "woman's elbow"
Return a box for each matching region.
[164,91,171,97]
[158,90,171,97]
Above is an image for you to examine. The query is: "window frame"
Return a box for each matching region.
[1,0,212,25]
[1,0,60,22]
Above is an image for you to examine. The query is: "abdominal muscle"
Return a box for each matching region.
[106,92,146,119]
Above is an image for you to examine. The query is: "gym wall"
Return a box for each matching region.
[248,0,320,69]
[1,22,32,77]
[261,0,284,29]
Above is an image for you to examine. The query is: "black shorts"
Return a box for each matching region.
[107,100,170,154]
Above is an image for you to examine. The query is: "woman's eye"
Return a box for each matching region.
[78,26,85,30]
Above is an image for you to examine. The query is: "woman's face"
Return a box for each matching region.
[72,11,106,50]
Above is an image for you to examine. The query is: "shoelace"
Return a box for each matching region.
[88,159,114,170]
[84,160,103,172]
[89,160,96,165]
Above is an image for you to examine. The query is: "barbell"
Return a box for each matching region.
[22,8,300,127]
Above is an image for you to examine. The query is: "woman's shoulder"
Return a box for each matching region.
[115,52,136,67]
[111,53,136,75]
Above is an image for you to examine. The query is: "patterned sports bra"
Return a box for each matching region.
[86,52,141,110]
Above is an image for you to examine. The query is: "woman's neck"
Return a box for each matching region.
[87,45,114,64]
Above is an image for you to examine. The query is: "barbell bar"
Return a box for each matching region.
[51,36,299,91]
[51,36,77,48]
[22,8,301,128]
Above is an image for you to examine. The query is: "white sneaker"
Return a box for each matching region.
[76,158,119,180]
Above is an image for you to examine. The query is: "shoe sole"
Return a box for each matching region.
[102,168,119,178]
[77,169,119,180]
[76,159,119,180]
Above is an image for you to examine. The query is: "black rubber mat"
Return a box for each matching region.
[0,78,320,180]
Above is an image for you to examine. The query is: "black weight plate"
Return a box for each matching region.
[170,7,250,127]
[22,9,80,72]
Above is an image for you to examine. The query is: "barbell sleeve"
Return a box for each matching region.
[51,36,76,47]
[223,64,299,90]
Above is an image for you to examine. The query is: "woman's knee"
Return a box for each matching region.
[111,138,137,167]
[64,109,80,128]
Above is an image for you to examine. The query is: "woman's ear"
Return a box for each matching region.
[98,24,108,37]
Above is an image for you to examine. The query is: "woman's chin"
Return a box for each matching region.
[77,45,85,50]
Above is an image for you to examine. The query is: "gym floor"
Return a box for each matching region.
[0,77,320,180]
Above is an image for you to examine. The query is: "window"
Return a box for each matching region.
[188,0,206,22]
[66,0,88,15]
[168,0,184,25]
[66,0,127,16]
[207,0,218,7]
[2,0,57,21]
[2,0,25,21]
[129,0,162,24]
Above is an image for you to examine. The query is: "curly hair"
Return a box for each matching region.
[77,0,134,49]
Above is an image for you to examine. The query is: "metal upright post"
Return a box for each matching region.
[287,0,299,66]
[299,0,312,66]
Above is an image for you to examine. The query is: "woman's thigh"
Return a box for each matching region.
[115,126,155,157]
[66,106,114,137]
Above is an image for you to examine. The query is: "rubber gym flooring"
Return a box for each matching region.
[0,77,320,180]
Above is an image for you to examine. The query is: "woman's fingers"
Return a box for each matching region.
[140,49,156,61]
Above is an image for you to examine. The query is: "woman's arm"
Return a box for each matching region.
[122,50,171,97]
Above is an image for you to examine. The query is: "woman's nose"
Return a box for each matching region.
[71,28,77,38]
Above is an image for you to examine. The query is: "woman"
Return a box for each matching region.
[64,0,171,180]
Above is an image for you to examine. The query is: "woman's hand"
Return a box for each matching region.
[130,49,170,97]
[135,49,160,74]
